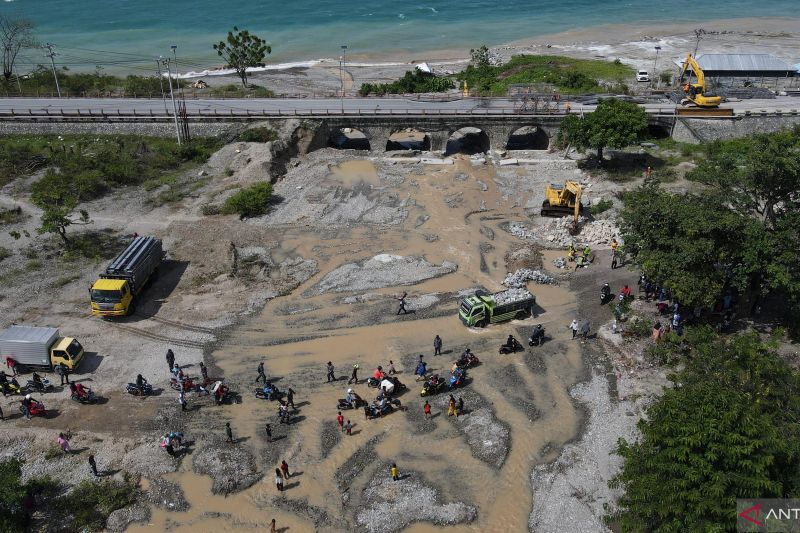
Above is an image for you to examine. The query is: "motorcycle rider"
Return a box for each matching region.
[620,285,632,300]
[372,366,385,382]
[32,372,44,391]
[601,283,611,302]
[21,394,35,419]
[136,374,148,392]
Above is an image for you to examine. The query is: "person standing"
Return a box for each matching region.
[275,468,284,491]
[447,395,457,417]
[255,362,267,383]
[457,397,464,417]
[270,519,277,533]
[326,362,335,383]
[280,460,291,479]
[88,454,99,477]
[199,362,208,382]
[415,359,427,382]
[423,401,432,420]
[433,335,442,356]
[21,394,32,420]
[179,390,187,411]
[390,463,399,481]
[345,420,352,435]
[569,319,579,339]
[166,349,175,371]
[286,387,296,410]
[265,423,273,442]
[0,403,4,421]
[348,364,359,385]
[6,357,17,377]
[388,360,397,375]
[57,432,71,453]
[396,292,409,315]
[337,411,345,432]
[610,238,619,269]
[225,422,234,443]
[580,320,591,340]
[54,363,65,386]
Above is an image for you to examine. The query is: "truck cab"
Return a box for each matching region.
[51,337,85,370]
[90,278,133,317]
[459,295,488,327]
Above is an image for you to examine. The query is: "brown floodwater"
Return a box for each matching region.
[131,155,586,532]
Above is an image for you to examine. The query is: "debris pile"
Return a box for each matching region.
[502,268,556,288]
[542,217,618,247]
[553,257,567,269]
[494,288,534,306]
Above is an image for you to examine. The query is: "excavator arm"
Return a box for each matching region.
[679,53,721,108]
[565,181,582,224]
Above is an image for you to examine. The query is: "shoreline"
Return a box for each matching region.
[172,16,800,80]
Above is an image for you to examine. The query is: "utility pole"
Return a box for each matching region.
[653,45,661,89]
[162,57,181,145]
[171,45,185,99]
[340,45,348,114]
[43,43,61,97]
[155,59,168,114]
[693,29,705,57]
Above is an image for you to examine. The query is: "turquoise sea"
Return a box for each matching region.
[2,0,798,73]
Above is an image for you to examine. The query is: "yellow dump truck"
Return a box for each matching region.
[90,236,163,317]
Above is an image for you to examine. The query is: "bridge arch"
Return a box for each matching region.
[445,127,490,155]
[329,127,371,150]
[506,126,549,150]
[386,128,431,151]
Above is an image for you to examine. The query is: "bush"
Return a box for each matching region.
[359,70,454,96]
[238,127,277,143]
[55,478,138,531]
[590,198,613,215]
[201,204,221,216]
[0,247,10,262]
[221,182,273,218]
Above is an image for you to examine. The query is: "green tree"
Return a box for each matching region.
[609,331,800,532]
[470,45,491,68]
[31,171,92,244]
[1,16,36,81]
[558,98,648,162]
[213,27,271,88]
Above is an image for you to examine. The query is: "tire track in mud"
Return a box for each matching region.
[104,322,206,349]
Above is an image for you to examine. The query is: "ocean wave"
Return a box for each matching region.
[180,60,324,79]
[398,13,405,19]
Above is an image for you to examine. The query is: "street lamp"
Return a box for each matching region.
[340,45,348,114]
[653,46,662,89]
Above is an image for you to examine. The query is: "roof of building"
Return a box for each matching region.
[674,54,794,73]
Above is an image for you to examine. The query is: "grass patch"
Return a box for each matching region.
[0,134,222,200]
[221,182,273,218]
[25,259,42,271]
[457,54,634,96]
[0,247,10,262]
[54,477,139,531]
[44,446,64,460]
[142,174,179,192]
[0,206,25,225]
[59,231,126,262]
[210,84,275,98]
[53,274,81,288]
[237,127,278,143]
[590,198,614,215]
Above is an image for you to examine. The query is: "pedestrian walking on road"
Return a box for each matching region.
[569,319,579,339]
[280,459,291,479]
[265,423,273,442]
[396,292,410,315]
[199,362,208,382]
[0,404,4,421]
[337,411,345,431]
[270,519,277,533]
[457,397,464,417]
[580,320,591,340]
[390,463,399,481]
[348,364,359,384]
[166,349,175,371]
[286,387,296,410]
[225,422,234,443]
[345,420,352,435]
[88,454,99,477]
[6,357,17,377]
[434,334,442,356]
[447,395,457,417]
[55,363,68,385]
[255,362,267,383]
[326,362,335,382]
[275,468,284,491]
[423,401,432,419]
[388,360,397,375]
[57,432,71,453]
[179,390,187,411]
[415,359,427,382]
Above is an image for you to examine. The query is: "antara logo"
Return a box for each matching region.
[739,503,764,526]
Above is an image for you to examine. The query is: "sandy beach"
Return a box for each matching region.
[183,16,800,97]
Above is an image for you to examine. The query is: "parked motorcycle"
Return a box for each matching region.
[600,283,611,304]
[254,384,282,401]
[126,382,153,396]
[455,351,481,369]
[528,325,546,346]
[71,387,98,404]
[420,375,448,397]
[337,396,367,410]
[25,376,54,394]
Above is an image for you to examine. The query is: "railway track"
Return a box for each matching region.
[105,322,207,349]
[142,315,216,335]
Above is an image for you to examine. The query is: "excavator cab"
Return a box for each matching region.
[541,181,583,234]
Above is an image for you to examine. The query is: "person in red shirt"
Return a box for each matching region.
[337,411,344,431]
[621,285,632,299]
[372,366,384,381]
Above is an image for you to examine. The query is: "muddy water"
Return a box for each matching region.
[140,155,587,532]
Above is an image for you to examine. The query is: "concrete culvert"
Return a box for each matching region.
[507,126,549,150]
[329,127,371,150]
[445,127,490,155]
[386,129,430,151]
[647,124,671,139]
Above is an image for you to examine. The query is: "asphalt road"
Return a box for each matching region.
[0,96,796,116]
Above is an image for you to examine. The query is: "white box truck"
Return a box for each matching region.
[0,326,84,371]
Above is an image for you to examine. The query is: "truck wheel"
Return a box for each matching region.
[478,319,488,328]
[516,310,527,320]
[127,302,137,317]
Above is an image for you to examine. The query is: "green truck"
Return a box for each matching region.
[458,288,536,327]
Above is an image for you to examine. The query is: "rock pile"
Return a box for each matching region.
[553,257,567,269]
[494,288,534,306]
[502,268,556,288]
[541,217,619,247]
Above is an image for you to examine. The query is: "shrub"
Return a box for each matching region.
[201,204,221,216]
[590,198,614,215]
[0,247,10,262]
[221,182,273,218]
[55,478,138,531]
[359,69,454,96]
[44,446,64,460]
[238,127,277,143]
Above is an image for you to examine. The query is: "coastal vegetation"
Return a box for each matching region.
[221,182,274,218]
[557,99,649,162]
[213,27,271,88]
[0,67,181,98]
[456,51,633,96]
[358,69,454,96]
[1,15,36,80]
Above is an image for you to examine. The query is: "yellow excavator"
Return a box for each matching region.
[678,53,721,108]
[541,181,583,234]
